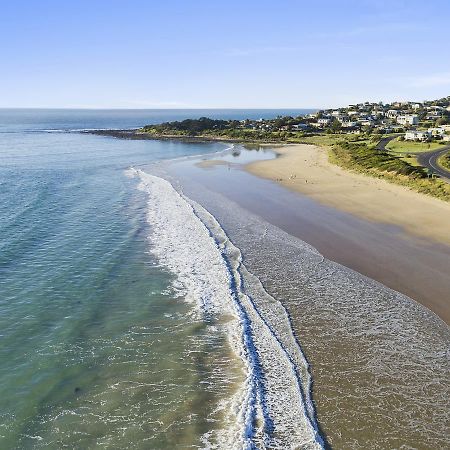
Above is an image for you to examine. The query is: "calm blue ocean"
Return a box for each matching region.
[0,108,313,448]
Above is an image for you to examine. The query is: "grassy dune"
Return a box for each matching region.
[328,141,450,202]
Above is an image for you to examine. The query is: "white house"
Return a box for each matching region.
[291,124,308,131]
[318,118,332,126]
[404,130,430,141]
[386,109,399,118]
[341,121,357,128]
[427,127,445,137]
[397,115,419,126]
[358,119,375,127]
[426,114,442,121]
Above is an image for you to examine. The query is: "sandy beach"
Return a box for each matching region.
[164,149,450,448]
[166,148,450,324]
[247,144,450,246]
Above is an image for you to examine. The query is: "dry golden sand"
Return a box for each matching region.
[247,144,450,246]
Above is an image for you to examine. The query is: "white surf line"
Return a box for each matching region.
[189,199,325,449]
[134,168,251,449]
[134,169,324,449]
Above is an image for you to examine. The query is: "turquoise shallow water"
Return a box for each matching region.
[2,109,309,448]
[4,110,447,449]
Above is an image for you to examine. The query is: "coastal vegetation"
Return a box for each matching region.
[328,141,450,201]
[329,140,424,176]
[136,118,450,201]
[140,117,307,142]
[112,96,450,202]
[439,151,450,171]
[386,137,442,154]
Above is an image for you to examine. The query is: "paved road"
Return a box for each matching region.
[375,134,399,151]
[416,147,450,180]
[376,135,450,181]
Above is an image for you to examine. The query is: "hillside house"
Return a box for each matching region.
[397,115,419,126]
[404,130,430,141]
[428,127,445,137]
[386,110,399,118]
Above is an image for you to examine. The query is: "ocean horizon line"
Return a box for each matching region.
[0,106,320,110]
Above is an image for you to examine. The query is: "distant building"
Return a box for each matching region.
[404,130,430,141]
[358,119,375,127]
[386,109,399,118]
[318,118,331,126]
[291,124,308,131]
[428,127,445,137]
[397,115,419,126]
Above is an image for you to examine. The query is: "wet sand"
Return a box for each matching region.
[159,151,450,449]
[168,150,450,324]
[247,144,450,245]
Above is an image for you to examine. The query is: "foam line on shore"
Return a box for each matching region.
[133,168,324,449]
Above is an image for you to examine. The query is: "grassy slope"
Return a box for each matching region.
[386,137,442,153]
[438,151,450,171]
[317,137,450,202]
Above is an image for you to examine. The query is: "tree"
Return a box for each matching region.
[331,119,342,133]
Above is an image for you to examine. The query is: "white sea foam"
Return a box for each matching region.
[134,169,324,449]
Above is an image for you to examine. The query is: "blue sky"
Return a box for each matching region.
[1,0,450,108]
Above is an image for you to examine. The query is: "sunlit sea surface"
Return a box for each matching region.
[1,109,448,449]
[0,108,314,448]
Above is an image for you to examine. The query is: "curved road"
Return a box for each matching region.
[416,147,450,180]
[375,134,399,151]
[376,135,450,181]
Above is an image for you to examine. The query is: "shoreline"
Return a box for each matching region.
[165,145,450,324]
[89,129,450,322]
[87,129,450,201]
[158,152,450,448]
[246,143,450,246]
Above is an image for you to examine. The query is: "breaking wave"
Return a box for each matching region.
[134,169,324,449]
